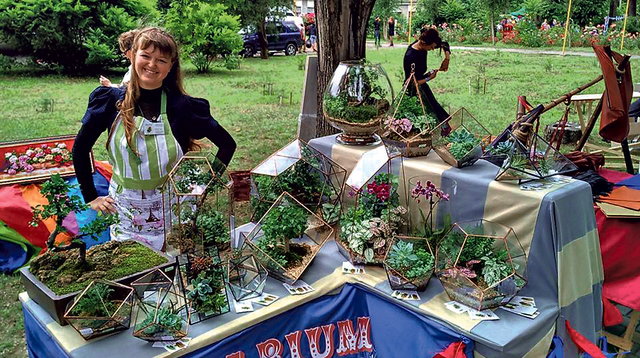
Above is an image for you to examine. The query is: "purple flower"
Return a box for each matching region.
[25,165,34,172]
[7,169,16,175]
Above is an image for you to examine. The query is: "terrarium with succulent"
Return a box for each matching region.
[383,238,435,291]
[430,108,492,168]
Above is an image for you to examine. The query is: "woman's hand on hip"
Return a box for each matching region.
[89,196,117,215]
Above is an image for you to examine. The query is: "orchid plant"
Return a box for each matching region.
[410,180,450,241]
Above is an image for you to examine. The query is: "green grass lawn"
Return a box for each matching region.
[1,48,638,357]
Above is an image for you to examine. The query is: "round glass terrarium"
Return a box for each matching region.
[323,60,394,146]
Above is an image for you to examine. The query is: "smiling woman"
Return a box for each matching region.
[135,46,172,90]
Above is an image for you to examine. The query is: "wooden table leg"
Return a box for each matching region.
[576,102,586,130]
[604,309,640,357]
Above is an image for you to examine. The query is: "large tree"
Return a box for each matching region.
[483,0,510,44]
[315,0,377,136]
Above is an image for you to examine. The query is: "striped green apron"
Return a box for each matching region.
[107,91,183,250]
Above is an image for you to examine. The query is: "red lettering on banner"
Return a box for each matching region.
[304,324,335,358]
[256,338,284,358]
[226,353,245,358]
[285,330,305,358]
[356,317,373,352]
[336,319,358,355]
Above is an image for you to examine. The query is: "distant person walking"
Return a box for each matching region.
[374,15,381,48]
[308,22,317,52]
[388,16,395,47]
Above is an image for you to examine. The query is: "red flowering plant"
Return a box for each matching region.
[410,178,450,243]
[3,142,72,175]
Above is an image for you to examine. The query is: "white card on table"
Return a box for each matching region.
[391,290,420,301]
[233,300,254,313]
[467,308,500,321]
[499,305,539,319]
[342,261,366,274]
[512,296,537,308]
[444,301,469,314]
[252,293,279,306]
[283,281,314,295]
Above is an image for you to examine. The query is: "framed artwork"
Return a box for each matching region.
[0,135,94,186]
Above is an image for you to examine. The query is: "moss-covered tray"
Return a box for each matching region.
[21,240,176,326]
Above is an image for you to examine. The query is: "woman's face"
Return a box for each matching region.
[419,40,437,51]
[135,45,172,90]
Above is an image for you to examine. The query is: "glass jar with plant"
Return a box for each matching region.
[435,219,528,310]
[383,237,435,291]
[323,60,394,145]
[430,108,492,168]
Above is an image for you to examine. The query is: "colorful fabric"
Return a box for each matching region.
[599,186,640,210]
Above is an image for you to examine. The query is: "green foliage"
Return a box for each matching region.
[440,229,494,264]
[324,93,379,123]
[196,210,230,247]
[0,0,154,72]
[447,128,481,160]
[515,19,544,47]
[166,1,243,73]
[140,307,183,335]
[388,241,434,279]
[70,283,116,317]
[481,249,513,287]
[393,95,437,131]
[257,200,308,267]
[0,54,16,70]
[186,273,227,313]
[322,202,341,223]
[492,141,513,156]
[439,0,467,24]
[340,215,374,258]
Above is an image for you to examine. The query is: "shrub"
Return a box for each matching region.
[515,19,544,47]
[439,0,467,24]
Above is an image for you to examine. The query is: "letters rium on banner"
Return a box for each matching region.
[225,317,374,358]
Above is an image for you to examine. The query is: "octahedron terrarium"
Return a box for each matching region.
[337,145,409,265]
[63,280,134,340]
[435,219,527,310]
[244,192,333,283]
[250,139,346,225]
[381,64,436,157]
[163,150,233,254]
[430,108,492,168]
[494,131,578,183]
[323,60,394,145]
[227,250,268,301]
[383,236,435,291]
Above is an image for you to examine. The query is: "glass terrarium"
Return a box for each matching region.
[163,150,233,255]
[495,131,578,183]
[430,108,492,168]
[435,219,527,310]
[323,60,394,145]
[243,192,333,283]
[383,236,435,291]
[227,250,268,301]
[131,268,174,303]
[337,145,409,265]
[132,272,190,342]
[250,139,346,225]
[63,280,134,340]
[381,64,436,157]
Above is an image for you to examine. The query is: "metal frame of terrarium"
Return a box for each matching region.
[337,145,409,265]
[383,235,435,291]
[494,131,578,183]
[430,108,492,168]
[63,280,134,340]
[382,64,434,157]
[435,219,528,311]
[162,150,234,255]
[226,250,268,301]
[243,192,333,283]
[250,139,347,225]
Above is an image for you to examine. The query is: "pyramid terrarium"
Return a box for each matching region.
[435,219,527,310]
[430,108,492,168]
[381,64,436,157]
[163,151,233,254]
[227,250,268,301]
[383,236,435,291]
[243,192,333,283]
[63,280,134,340]
[337,145,409,265]
[495,131,578,182]
[250,139,346,225]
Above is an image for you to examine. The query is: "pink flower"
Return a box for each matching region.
[25,165,34,172]
[7,169,16,175]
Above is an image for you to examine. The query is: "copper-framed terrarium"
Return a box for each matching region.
[430,108,492,168]
[163,150,234,255]
[435,219,527,310]
[250,139,346,225]
[381,64,436,157]
[226,250,268,301]
[63,280,134,340]
[337,145,409,265]
[323,60,394,146]
[243,192,333,283]
[383,235,435,291]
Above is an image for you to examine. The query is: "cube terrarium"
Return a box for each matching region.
[132,271,190,342]
[337,145,409,265]
[243,192,333,283]
[381,65,436,157]
[63,280,134,340]
[227,250,268,301]
[163,151,233,254]
[430,108,492,168]
[250,139,346,225]
[323,60,394,145]
[383,236,435,291]
[435,219,527,310]
[494,131,578,183]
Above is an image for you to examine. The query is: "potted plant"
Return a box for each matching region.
[323,60,394,145]
[435,219,527,310]
[430,108,492,168]
[63,280,134,340]
[21,174,175,326]
[383,237,435,291]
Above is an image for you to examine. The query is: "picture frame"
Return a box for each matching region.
[0,135,94,186]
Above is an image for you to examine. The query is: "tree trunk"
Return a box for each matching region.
[490,8,495,45]
[258,21,269,59]
[315,0,377,137]
[631,0,636,17]
[609,0,617,18]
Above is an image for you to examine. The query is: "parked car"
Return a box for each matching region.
[241,21,303,57]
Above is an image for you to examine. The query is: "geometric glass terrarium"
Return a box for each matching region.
[63,280,134,340]
[227,250,268,301]
[250,139,347,225]
[435,219,527,310]
[243,192,333,283]
[163,150,233,255]
[337,145,408,265]
[383,235,435,291]
[430,108,492,168]
[495,131,578,183]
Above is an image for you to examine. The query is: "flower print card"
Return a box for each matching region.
[466,307,500,321]
[500,296,539,319]
[444,301,471,314]
[283,281,314,295]
[233,299,254,313]
[391,290,421,301]
[342,261,366,275]
[252,293,279,306]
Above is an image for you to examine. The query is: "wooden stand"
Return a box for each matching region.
[604,309,640,357]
